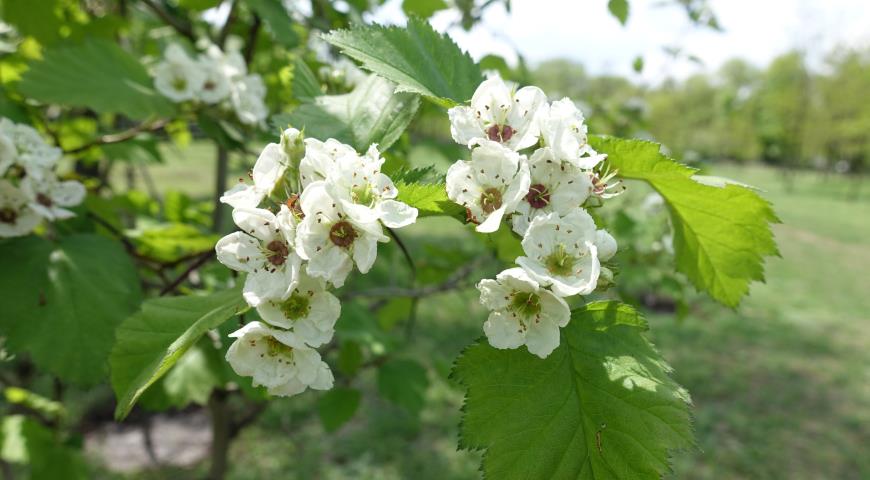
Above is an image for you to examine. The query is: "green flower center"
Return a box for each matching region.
[264,336,294,359]
[510,291,542,317]
[172,77,187,91]
[544,244,576,276]
[280,293,311,320]
[480,187,503,214]
[351,184,375,206]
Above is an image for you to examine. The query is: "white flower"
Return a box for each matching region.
[594,229,617,262]
[154,45,205,102]
[0,119,60,179]
[295,181,389,288]
[20,173,86,221]
[202,43,247,80]
[537,98,607,169]
[220,143,290,209]
[298,137,358,188]
[215,206,302,307]
[446,140,530,233]
[226,321,333,397]
[0,180,40,238]
[516,211,601,297]
[196,56,233,104]
[448,76,546,151]
[477,267,570,358]
[255,272,340,348]
[322,144,418,229]
[231,75,268,125]
[510,148,593,235]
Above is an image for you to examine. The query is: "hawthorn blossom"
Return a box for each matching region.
[231,75,268,125]
[20,173,86,221]
[153,44,205,102]
[0,180,40,238]
[295,181,389,288]
[516,211,601,297]
[215,206,301,306]
[196,56,233,104]
[220,136,295,209]
[510,147,593,235]
[448,76,547,150]
[589,163,625,200]
[594,229,618,262]
[320,144,418,228]
[226,321,334,397]
[477,267,570,358]
[0,119,61,179]
[255,272,340,348]
[298,137,359,188]
[537,98,607,169]
[446,140,530,233]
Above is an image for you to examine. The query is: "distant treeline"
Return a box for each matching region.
[533,48,870,173]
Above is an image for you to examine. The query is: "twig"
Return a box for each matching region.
[160,250,216,296]
[64,119,169,154]
[140,0,197,43]
[386,228,419,338]
[242,15,261,66]
[342,257,481,300]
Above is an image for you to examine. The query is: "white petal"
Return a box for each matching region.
[52,181,85,207]
[483,311,524,350]
[524,316,560,358]
[306,244,353,288]
[594,230,618,262]
[352,234,378,274]
[220,183,262,209]
[477,278,511,311]
[252,143,288,194]
[476,205,506,233]
[215,232,260,273]
[448,106,483,146]
[232,207,279,242]
[377,200,418,228]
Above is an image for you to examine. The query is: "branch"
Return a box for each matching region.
[242,15,262,66]
[64,119,168,154]
[140,0,197,43]
[342,257,482,301]
[159,250,216,296]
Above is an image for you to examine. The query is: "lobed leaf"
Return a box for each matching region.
[19,39,175,119]
[590,135,779,307]
[110,287,247,420]
[453,302,693,480]
[322,17,484,105]
[0,234,142,385]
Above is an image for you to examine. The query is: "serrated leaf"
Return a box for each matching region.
[322,17,484,105]
[395,181,464,219]
[377,358,429,415]
[110,287,247,420]
[275,74,420,151]
[589,135,779,306]
[608,0,629,25]
[19,39,174,119]
[244,0,298,47]
[0,234,142,385]
[318,387,361,432]
[453,302,693,480]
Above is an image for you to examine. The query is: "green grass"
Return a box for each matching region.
[106,157,869,479]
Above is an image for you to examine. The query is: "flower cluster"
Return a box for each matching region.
[0,118,85,238]
[153,42,268,126]
[216,129,418,396]
[446,77,622,359]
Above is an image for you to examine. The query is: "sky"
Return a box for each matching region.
[368,0,870,82]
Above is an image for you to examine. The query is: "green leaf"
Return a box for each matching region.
[608,0,629,25]
[130,223,218,263]
[19,39,174,120]
[244,0,299,47]
[402,0,448,18]
[1,0,63,45]
[322,17,484,105]
[395,181,464,219]
[178,0,222,11]
[292,57,322,102]
[377,358,429,415]
[110,287,247,420]
[275,74,420,151]
[336,340,364,376]
[632,55,644,73]
[453,302,693,480]
[4,387,65,421]
[589,135,779,306]
[318,387,362,432]
[0,415,89,479]
[138,341,225,411]
[0,234,142,385]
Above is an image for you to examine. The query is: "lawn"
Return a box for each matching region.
[102,150,869,479]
